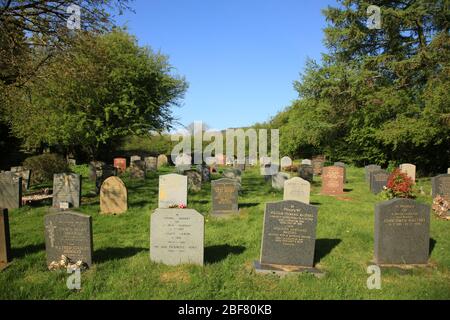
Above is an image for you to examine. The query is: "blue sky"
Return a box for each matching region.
[115,0,338,131]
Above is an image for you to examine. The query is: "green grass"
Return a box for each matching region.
[1,165,449,300]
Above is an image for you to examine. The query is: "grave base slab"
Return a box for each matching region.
[254,261,325,278]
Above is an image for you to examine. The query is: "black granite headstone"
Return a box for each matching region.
[370,169,389,194]
[432,174,450,202]
[298,164,313,183]
[365,164,381,183]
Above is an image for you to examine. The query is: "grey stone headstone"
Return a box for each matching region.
[280,156,292,170]
[185,170,202,192]
[432,174,450,203]
[298,164,313,183]
[370,169,389,194]
[129,160,146,180]
[284,177,310,204]
[0,208,11,269]
[223,169,242,184]
[399,163,416,183]
[10,168,31,190]
[334,162,347,183]
[374,198,430,265]
[365,165,381,183]
[272,172,290,190]
[301,159,312,166]
[150,208,204,266]
[0,172,22,209]
[130,155,141,164]
[52,173,81,208]
[196,165,211,183]
[211,178,239,216]
[260,200,318,268]
[144,157,157,171]
[44,211,93,267]
[158,174,188,208]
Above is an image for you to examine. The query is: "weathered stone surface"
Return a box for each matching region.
[400,163,416,183]
[312,155,326,176]
[44,211,93,267]
[158,174,188,208]
[215,153,225,165]
[100,176,127,215]
[129,160,146,180]
[223,168,242,184]
[0,208,11,270]
[280,157,292,170]
[370,169,389,194]
[365,165,381,183]
[284,177,310,204]
[114,158,127,174]
[211,178,239,215]
[301,159,312,166]
[185,170,202,192]
[157,154,168,168]
[197,165,211,183]
[52,173,81,209]
[150,208,204,266]
[259,200,318,268]
[334,162,347,183]
[432,174,450,202]
[374,198,430,265]
[298,164,313,183]
[145,157,157,171]
[272,172,290,190]
[0,172,22,209]
[130,155,141,164]
[11,168,31,190]
[321,166,344,195]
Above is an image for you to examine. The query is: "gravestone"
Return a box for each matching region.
[370,169,389,194]
[284,177,310,204]
[157,154,168,168]
[100,176,127,215]
[52,173,81,209]
[90,162,116,194]
[298,164,313,183]
[11,168,31,190]
[0,172,22,209]
[280,157,292,171]
[272,172,290,190]
[400,163,416,183]
[89,161,105,182]
[129,160,146,180]
[67,158,77,166]
[301,159,312,166]
[211,178,239,217]
[365,164,381,183]
[312,159,324,176]
[130,155,141,164]
[448,168,450,174]
[10,166,23,173]
[114,158,127,174]
[321,166,344,195]
[0,209,11,271]
[255,200,319,274]
[145,157,157,171]
[44,211,93,267]
[223,168,242,184]
[432,174,450,202]
[175,154,192,173]
[185,170,202,192]
[199,165,211,182]
[374,198,430,265]
[150,208,204,266]
[158,174,188,208]
[334,162,347,183]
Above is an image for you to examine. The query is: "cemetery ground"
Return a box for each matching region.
[1,165,449,300]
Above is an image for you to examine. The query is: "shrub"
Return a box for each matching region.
[23,153,70,184]
[381,168,414,199]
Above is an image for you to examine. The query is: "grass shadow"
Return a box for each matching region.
[239,202,259,208]
[13,243,45,259]
[94,247,147,263]
[430,238,437,255]
[314,238,342,264]
[310,202,321,206]
[205,244,246,264]
[344,188,353,192]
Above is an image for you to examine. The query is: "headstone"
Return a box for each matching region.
[44,211,93,267]
[0,209,11,270]
[157,154,168,168]
[312,155,326,175]
[0,172,22,209]
[365,165,381,183]
[114,157,127,174]
[175,154,191,173]
[272,172,290,190]
[52,173,81,209]
[255,200,319,273]
[321,166,344,195]
[400,163,416,183]
[67,158,77,166]
[223,168,242,184]
[130,155,141,164]
[11,168,31,190]
[185,170,202,192]
[158,174,188,208]
[100,176,127,215]
[280,157,292,171]
[432,174,450,203]
[145,157,157,171]
[90,162,116,193]
[150,208,204,266]
[334,162,347,183]
[211,178,239,216]
[298,164,313,183]
[196,165,211,183]
[284,177,310,204]
[89,161,105,182]
[374,198,430,265]
[301,159,312,166]
[129,160,146,180]
[370,169,389,194]
[447,168,450,174]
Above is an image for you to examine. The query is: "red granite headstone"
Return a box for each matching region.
[114,158,127,174]
[321,166,344,195]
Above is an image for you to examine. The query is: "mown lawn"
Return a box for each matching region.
[1,165,449,300]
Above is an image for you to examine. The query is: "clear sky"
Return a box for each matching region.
[115,0,338,131]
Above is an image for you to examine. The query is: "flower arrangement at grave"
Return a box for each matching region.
[381,169,415,199]
[432,195,450,220]
[169,204,187,209]
[48,255,88,271]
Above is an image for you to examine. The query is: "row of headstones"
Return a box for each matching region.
[0,196,434,273]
